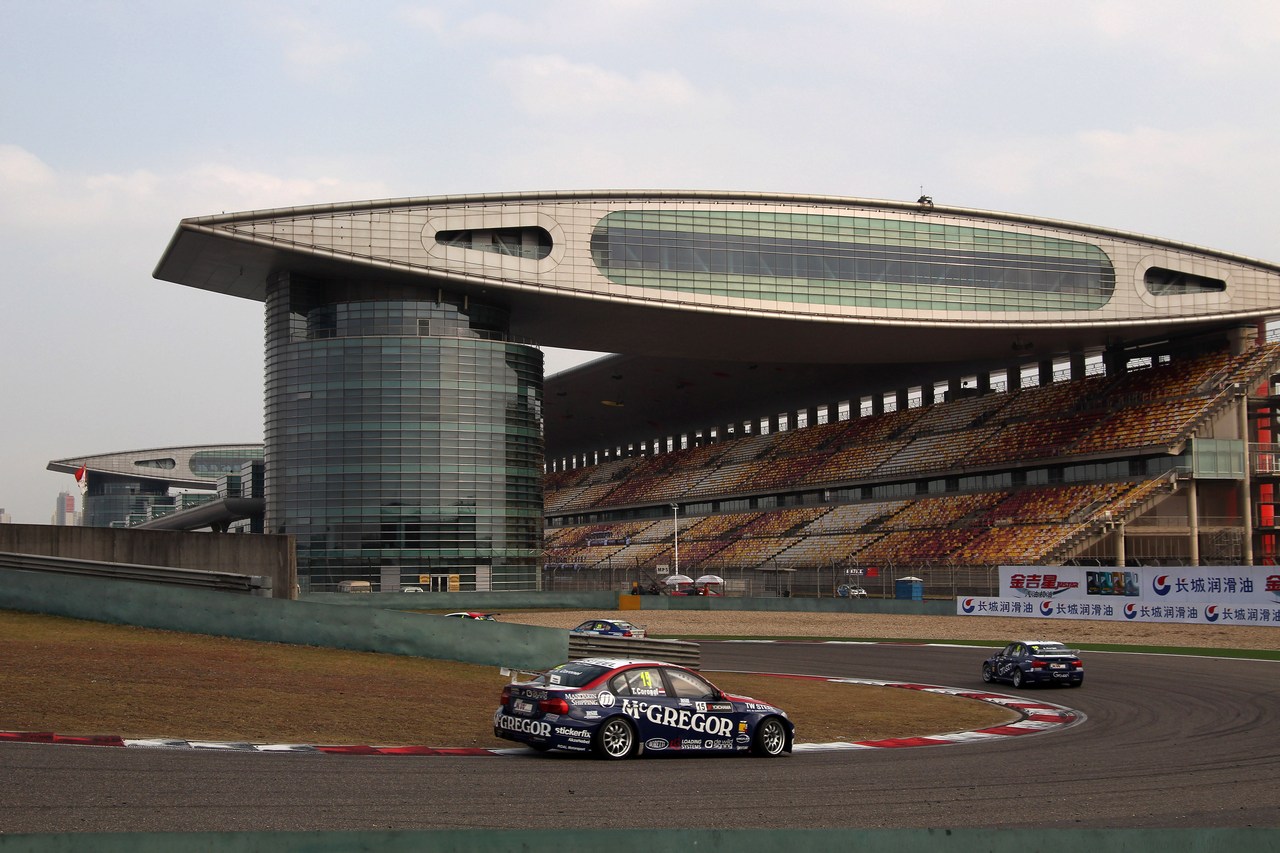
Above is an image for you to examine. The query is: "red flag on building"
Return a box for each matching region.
[74,464,88,496]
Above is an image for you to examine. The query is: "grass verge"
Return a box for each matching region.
[1,610,1015,747]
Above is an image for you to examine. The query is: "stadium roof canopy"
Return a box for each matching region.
[154,190,1280,456]
[47,445,263,489]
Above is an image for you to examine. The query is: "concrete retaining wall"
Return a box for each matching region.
[303,590,953,615]
[0,567,566,670]
[304,590,619,611]
[0,523,296,600]
[619,594,956,615]
[1,828,1274,853]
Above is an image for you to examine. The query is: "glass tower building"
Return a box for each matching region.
[264,273,544,592]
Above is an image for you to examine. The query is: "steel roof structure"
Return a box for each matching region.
[155,190,1280,460]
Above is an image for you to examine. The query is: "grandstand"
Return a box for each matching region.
[153,189,1280,592]
[544,335,1280,598]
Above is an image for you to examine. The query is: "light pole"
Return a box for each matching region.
[671,503,680,578]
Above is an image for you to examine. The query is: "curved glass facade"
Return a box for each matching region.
[591,210,1115,311]
[264,275,544,592]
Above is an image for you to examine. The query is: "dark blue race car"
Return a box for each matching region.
[982,640,1084,688]
[494,658,794,759]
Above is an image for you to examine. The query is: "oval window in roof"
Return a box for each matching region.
[134,458,177,470]
[436,226,552,260]
[1144,267,1226,296]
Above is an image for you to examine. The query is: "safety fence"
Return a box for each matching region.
[0,551,272,596]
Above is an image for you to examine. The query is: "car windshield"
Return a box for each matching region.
[532,662,615,688]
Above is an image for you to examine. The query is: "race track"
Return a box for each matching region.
[1,641,1276,831]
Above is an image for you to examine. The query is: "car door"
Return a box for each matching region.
[610,666,735,751]
[997,643,1021,680]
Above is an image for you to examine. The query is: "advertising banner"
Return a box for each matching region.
[956,566,1280,626]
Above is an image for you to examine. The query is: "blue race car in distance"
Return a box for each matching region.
[495,658,794,759]
[982,640,1084,688]
[570,618,646,638]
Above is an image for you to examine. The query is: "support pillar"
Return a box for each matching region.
[1187,480,1200,566]
[1069,352,1087,381]
[1241,398,1255,564]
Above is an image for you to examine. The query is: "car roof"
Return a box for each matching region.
[564,657,672,669]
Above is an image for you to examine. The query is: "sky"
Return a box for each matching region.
[2,1,1278,524]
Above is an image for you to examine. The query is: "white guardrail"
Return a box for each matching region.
[0,551,273,596]
[567,634,701,669]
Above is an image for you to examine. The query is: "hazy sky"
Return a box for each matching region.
[2,1,1278,523]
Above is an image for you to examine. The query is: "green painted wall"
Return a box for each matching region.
[0,567,566,670]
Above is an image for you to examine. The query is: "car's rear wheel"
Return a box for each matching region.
[593,716,637,760]
[751,716,788,757]
[981,663,994,683]
[1011,669,1024,688]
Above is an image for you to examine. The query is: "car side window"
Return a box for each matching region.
[664,668,716,700]
[1002,643,1017,657]
[613,668,666,698]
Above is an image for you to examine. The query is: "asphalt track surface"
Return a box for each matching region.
[1,641,1277,831]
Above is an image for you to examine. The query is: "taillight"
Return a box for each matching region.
[500,686,511,704]
[622,630,632,637]
[1031,661,1047,669]
[539,697,570,715]
[1071,660,1083,667]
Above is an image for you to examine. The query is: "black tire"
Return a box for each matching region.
[593,716,637,760]
[751,716,789,757]
[529,742,553,752]
[1011,669,1024,688]
[981,663,994,683]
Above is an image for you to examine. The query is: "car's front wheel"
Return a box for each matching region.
[751,716,789,757]
[593,716,637,760]
[981,663,994,683]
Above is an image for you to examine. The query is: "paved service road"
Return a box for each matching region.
[1,641,1276,831]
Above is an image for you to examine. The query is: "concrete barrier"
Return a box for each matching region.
[0,567,566,670]
[621,594,956,615]
[0,523,296,599]
[0,828,1275,853]
[305,590,619,611]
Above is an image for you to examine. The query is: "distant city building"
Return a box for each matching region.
[0,507,12,524]
[51,492,78,526]
[47,446,263,529]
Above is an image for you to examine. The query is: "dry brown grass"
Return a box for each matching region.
[0,610,1013,746]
